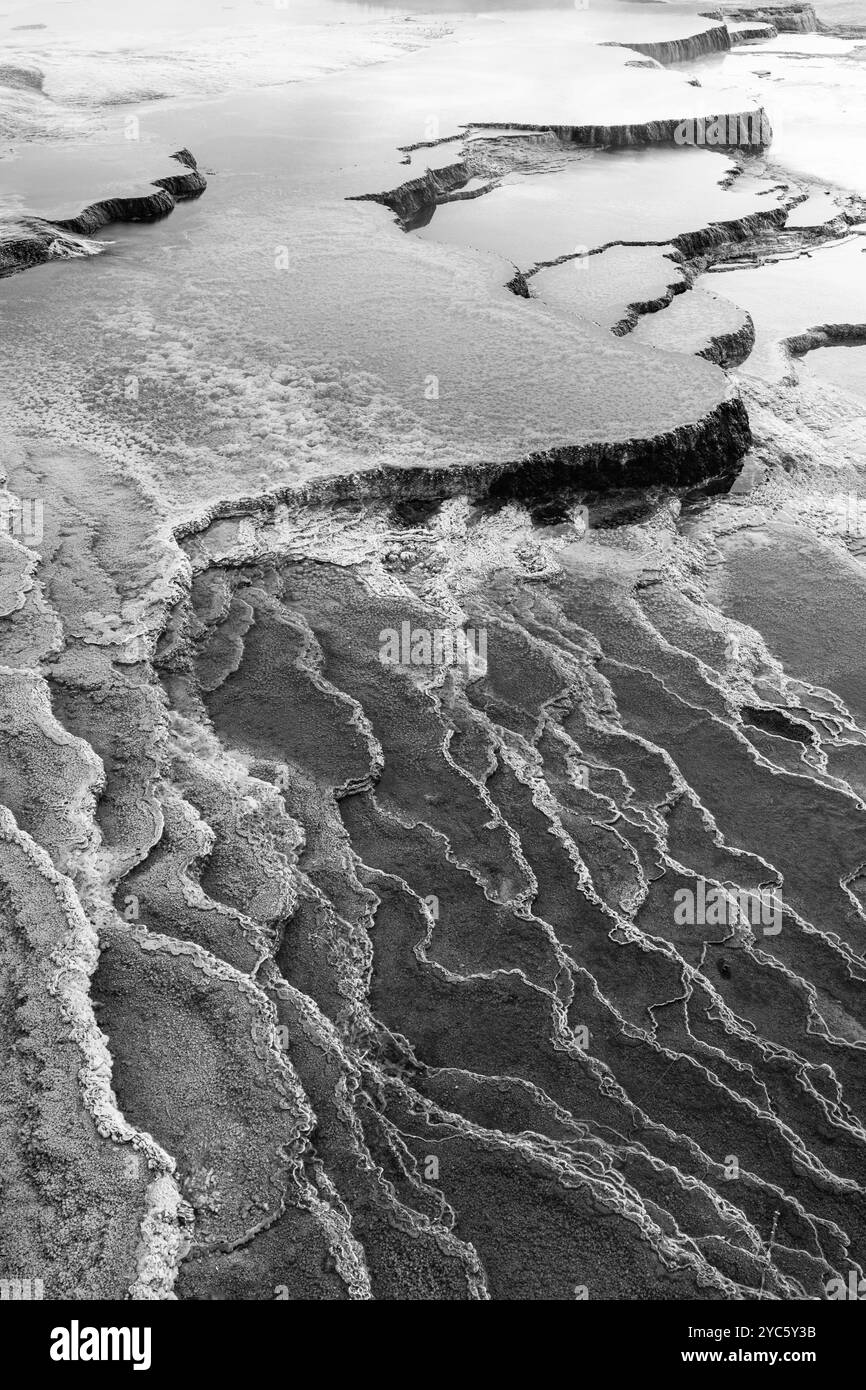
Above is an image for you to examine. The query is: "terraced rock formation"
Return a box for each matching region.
[0,150,207,279]
[782,323,866,358]
[2,0,865,1305]
[605,22,732,64]
[706,4,818,32]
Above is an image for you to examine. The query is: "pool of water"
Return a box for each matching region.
[681,32,866,196]
[798,341,866,400]
[698,236,866,381]
[0,70,729,536]
[416,145,781,265]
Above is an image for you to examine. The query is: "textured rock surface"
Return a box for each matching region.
[113,482,866,1299]
[0,803,187,1298]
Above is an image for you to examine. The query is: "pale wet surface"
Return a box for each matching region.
[631,284,750,355]
[0,140,201,219]
[0,0,442,107]
[532,243,685,330]
[415,146,780,265]
[705,520,866,721]
[798,342,866,399]
[682,28,866,194]
[0,18,749,530]
[700,237,866,381]
[785,192,845,229]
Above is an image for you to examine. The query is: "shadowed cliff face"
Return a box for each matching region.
[606,22,732,62]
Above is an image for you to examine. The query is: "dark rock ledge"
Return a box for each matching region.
[698,310,757,368]
[353,112,772,230]
[702,4,818,33]
[782,323,866,356]
[504,201,797,311]
[603,23,731,65]
[0,148,206,278]
[781,323,866,383]
[173,395,752,543]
